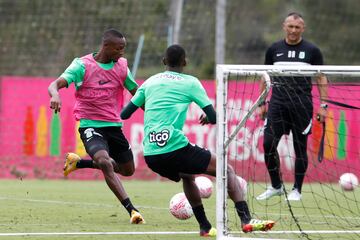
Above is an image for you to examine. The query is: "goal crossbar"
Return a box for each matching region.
[217,64,360,76]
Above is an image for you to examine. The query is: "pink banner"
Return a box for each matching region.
[224,81,360,183]
[0,76,358,182]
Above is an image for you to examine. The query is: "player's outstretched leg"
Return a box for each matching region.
[181,174,216,237]
[225,164,276,233]
[63,153,81,177]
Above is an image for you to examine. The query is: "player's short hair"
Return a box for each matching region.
[287,12,303,20]
[165,44,186,67]
[102,28,124,43]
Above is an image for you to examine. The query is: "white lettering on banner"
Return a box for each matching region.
[186,104,202,121]
[227,99,242,121]
[243,99,256,122]
[183,124,215,152]
[251,126,265,162]
[228,126,252,161]
[130,123,144,168]
[187,98,215,121]
[226,99,256,122]
[187,98,258,123]
[216,124,294,170]
[277,133,295,170]
[189,125,209,147]
[129,120,295,171]
[206,127,216,152]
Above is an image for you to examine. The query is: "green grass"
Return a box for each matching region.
[0,180,359,240]
[0,180,214,240]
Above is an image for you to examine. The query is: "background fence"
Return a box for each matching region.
[1,0,360,180]
[1,0,360,79]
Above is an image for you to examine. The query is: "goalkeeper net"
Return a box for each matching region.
[216,65,360,240]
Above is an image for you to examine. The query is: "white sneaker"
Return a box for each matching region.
[256,186,284,200]
[286,188,302,201]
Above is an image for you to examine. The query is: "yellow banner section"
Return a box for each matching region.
[36,106,48,157]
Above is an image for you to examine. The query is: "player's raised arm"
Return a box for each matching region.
[48,77,68,113]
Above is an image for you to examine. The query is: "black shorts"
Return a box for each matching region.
[144,143,211,182]
[265,98,313,136]
[78,127,133,164]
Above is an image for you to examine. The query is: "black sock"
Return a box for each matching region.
[192,204,211,231]
[121,198,138,216]
[76,159,94,169]
[235,201,251,225]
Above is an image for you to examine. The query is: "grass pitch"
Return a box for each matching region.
[0,179,214,240]
[0,179,359,240]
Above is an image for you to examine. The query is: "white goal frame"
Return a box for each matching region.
[215,64,360,240]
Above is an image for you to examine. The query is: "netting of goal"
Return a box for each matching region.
[216,65,360,240]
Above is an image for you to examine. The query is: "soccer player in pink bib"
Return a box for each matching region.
[48,29,144,224]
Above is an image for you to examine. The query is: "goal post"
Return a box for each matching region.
[216,65,272,239]
[215,64,360,240]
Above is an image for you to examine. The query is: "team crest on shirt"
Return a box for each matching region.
[299,51,305,59]
[149,129,170,147]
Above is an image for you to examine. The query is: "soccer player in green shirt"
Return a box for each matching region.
[121,44,275,236]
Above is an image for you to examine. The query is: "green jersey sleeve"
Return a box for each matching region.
[124,68,138,91]
[60,58,85,89]
[191,79,212,108]
[131,84,145,107]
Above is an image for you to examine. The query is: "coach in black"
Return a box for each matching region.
[256,12,328,201]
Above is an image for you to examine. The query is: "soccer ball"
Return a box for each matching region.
[169,192,193,220]
[339,173,358,191]
[195,176,213,198]
[237,176,248,198]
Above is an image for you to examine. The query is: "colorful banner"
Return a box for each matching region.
[0,76,359,182]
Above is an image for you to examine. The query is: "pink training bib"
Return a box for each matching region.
[73,54,128,122]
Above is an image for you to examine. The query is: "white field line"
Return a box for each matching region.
[256,211,360,221]
[0,231,197,236]
[0,196,167,210]
[0,230,360,237]
[231,230,360,234]
[1,195,359,222]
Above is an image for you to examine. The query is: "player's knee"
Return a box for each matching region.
[114,160,135,176]
[120,166,134,176]
[96,157,113,172]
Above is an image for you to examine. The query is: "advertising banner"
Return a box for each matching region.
[0,76,358,182]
